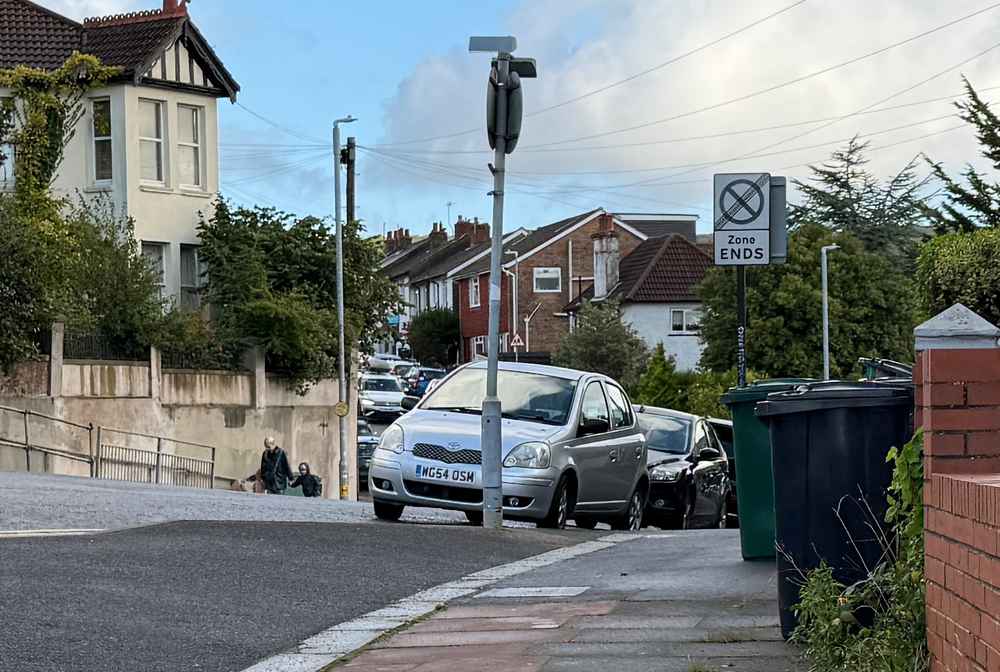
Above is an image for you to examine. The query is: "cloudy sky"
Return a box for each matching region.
[48,0,1000,236]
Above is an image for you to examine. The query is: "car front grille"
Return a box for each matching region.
[403,479,482,504]
[412,442,482,465]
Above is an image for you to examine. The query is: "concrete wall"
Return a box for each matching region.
[918,307,1000,672]
[623,302,704,372]
[0,355,359,499]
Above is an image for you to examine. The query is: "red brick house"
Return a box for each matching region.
[454,209,698,360]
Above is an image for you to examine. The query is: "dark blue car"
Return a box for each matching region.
[404,367,446,396]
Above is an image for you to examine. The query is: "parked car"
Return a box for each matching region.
[369,361,648,530]
[357,419,380,487]
[359,374,405,418]
[366,353,404,373]
[707,417,737,527]
[635,406,732,530]
[403,367,446,396]
[390,362,419,382]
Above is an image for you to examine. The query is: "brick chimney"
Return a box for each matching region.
[592,214,620,300]
[384,228,412,255]
[456,216,490,248]
[428,222,448,247]
[163,0,189,16]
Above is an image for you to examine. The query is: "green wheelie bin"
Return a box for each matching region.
[721,379,814,560]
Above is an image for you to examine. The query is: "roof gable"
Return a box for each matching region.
[0,0,238,100]
[621,234,713,303]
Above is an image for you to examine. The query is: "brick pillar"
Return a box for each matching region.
[917,304,1000,672]
[915,304,1000,476]
[48,322,64,398]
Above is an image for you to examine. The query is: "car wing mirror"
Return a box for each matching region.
[698,447,722,461]
[400,396,420,412]
[578,417,610,437]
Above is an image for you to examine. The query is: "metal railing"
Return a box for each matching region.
[0,405,95,474]
[96,427,216,489]
[64,331,147,362]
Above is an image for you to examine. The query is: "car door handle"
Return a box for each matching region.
[608,448,619,462]
[633,445,642,460]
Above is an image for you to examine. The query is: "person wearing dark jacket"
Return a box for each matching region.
[259,436,293,494]
[290,462,322,498]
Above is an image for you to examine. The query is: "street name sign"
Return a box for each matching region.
[714,173,771,266]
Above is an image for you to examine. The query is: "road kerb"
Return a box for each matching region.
[238,532,642,672]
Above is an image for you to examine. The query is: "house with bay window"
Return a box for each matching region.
[0,0,239,307]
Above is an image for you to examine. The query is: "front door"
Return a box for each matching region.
[603,383,643,503]
[570,380,618,510]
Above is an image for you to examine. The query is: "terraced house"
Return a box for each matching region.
[0,0,239,307]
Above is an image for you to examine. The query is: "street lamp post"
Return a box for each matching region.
[333,115,356,499]
[821,244,840,380]
[470,36,536,529]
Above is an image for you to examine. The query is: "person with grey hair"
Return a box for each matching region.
[259,436,293,495]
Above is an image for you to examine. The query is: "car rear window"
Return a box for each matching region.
[364,378,401,392]
[424,369,577,426]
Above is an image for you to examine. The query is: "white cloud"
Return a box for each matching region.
[374,0,1000,229]
[41,0,141,20]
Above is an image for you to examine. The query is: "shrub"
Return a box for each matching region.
[792,430,927,672]
[554,300,648,392]
[408,309,460,366]
[917,228,1000,327]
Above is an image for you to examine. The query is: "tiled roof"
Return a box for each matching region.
[381,238,436,279]
[616,217,697,241]
[455,209,601,279]
[0,0,238,98]
[0,0,82,70]
[565,234,713,310]
[411,236,489,283]
[620,234,712,303]
[84,15,184,75]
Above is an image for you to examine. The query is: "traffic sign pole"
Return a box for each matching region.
[736,266,747,388]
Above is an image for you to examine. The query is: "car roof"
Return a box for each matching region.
[707,417,733,426]
[463,359,608,382]
[362,373,397,380]
[634,405,699,422]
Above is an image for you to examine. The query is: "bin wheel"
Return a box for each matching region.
[465,510,484,526]
[374,500,404,522]
[717,499,729,529]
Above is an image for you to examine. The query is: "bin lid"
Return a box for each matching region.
[755,380,912,417]
[721,378,817,406]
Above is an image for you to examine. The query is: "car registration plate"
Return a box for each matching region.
[415,464,475,484]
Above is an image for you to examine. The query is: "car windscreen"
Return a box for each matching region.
[422,370,446,380]
[423,369,577,426]
[363,378,401,392]
[640,414,692,456]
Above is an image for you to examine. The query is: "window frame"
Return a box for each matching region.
[579,380,611,435]
[469,275,481,308]
[471,335,487,356]
[141,241,167,298]
[605,383,634,429]
[670,308,701,334]
[138,98,166,185]
[176,103,203,189]
[0,97,14,190]
[91,97,113,185]
[179,244,202,311]
[533,267,562,294]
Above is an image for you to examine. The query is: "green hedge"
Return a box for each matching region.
[917,228,1000,326]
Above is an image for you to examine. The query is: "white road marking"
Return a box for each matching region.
[0,528,105,539]
[238,532,638,672]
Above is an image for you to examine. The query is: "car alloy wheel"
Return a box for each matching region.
[718,499,729,529]
[540,477,572,529]
[626,491,643,531]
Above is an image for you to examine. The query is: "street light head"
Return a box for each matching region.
[469,36,517,54]
[335,115,356,126]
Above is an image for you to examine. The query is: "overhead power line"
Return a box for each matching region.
[524,1,1000,150]
[373,0,808,147]
[234,102,328,145]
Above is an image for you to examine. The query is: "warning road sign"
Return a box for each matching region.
[510,333,524,348]
[714,173,771,266]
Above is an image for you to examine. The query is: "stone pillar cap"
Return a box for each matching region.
[915,303,1000,350]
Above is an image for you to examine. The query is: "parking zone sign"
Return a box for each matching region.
[714,173,770,266]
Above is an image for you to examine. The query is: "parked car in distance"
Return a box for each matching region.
[707,417,737,527]
[404,367,446,397]
[357,419,380,487]
[390,362,419,382]
[369,361,648,530]
[366,353,401,372]
[359,374,405,418]
[635,406,732,530]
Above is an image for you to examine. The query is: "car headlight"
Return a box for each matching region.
[650,465,683,482]
[361,397,374,408]
[503,442,550,469]
[377,424,404,454]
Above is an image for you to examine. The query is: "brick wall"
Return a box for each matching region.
[457,273,510,361]
[514,215,644,354]
[920,346,1000,672]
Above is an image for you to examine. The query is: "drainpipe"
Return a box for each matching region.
[524,302,542,351]
[503,250,519,342]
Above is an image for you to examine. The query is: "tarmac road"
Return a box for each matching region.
[0,520,595,672]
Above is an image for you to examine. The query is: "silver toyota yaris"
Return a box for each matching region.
[368,361,648,530]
